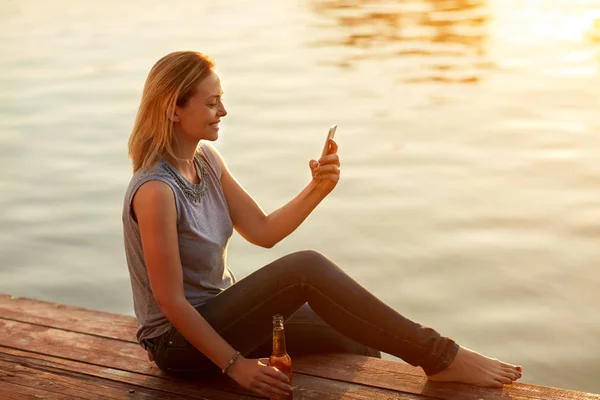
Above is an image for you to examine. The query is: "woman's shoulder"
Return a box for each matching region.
[123,159,181,222]
[197,141,225,178]
[125,160,175,200]
[128,159,170,184]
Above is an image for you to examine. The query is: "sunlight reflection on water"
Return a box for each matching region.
[0,0,599,393]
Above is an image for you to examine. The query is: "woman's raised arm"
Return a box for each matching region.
[205,141,340,249]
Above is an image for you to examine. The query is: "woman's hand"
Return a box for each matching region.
[309,139,340,197]
[226,356,293,399]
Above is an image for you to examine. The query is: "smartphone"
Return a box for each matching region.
[321,124,337,158]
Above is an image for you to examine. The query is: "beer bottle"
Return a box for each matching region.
[268,315,293,398]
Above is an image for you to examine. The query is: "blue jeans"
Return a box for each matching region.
[144,250,458,378]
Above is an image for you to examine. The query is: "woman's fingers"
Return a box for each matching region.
[264,367,291,384]
[326,139,338,155]
[331,139,338,152]
[313,164,340,176]
[250,375,291,398]
[261,366,293,396]
[314,174,340,182]
[313,164,341,181]
[263,366,292,388]
[260,375,293,397]
[318,152,340,166]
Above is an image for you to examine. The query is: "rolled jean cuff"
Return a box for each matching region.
[421,339,459,376]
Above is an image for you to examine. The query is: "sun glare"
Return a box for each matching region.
[492,0,600,43]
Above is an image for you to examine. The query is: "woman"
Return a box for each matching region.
[123,51,522,399]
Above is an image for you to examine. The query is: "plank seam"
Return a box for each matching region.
[0,316,137,344]
[0,379,89,400]
[294,368,436,399]
[0,348,264,400]
[2,347,397,399]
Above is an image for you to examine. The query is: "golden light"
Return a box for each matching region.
[492,1,600,44]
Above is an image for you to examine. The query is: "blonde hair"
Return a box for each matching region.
[128,51,215,172]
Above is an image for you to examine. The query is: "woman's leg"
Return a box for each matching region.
[149,250,456,378]
[247,303,382,359]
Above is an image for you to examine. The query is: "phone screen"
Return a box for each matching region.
[321,124,337,158]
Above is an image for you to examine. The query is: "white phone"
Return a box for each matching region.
[321,124,337,158]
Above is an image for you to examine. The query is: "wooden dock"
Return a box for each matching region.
[0,293,598,399]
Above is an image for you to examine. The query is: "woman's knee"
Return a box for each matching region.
[287,249,335,273]
[275,250,342,288]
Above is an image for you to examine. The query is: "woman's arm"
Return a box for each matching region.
[132,181,292,397]
[133,181,239,368]
[205,141,340,248]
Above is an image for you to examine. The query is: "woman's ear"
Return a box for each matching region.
[167,106,181,123]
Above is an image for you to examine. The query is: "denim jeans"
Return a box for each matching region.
[144,250,458,378]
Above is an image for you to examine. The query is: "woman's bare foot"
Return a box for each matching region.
[427,346,522,388]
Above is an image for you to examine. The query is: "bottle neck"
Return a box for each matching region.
[272,327,287,356]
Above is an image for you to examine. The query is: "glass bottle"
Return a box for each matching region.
[268,315,293,398]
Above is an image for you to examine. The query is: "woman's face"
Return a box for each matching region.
[174,70,227,142]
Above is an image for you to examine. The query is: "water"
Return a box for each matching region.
[1,0,599,393]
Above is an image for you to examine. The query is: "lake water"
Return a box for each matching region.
[1,0,599,393]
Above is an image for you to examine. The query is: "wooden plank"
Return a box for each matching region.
[0,381,77,400]
[0,294,432,398]
[0,352,197,400]
[0,323,426,400]
[0,293,136,341]
[0,347,427,400]
[0,347,257,400]
[295,354,600,400]
[0,318,150,372]
[3,294,598,400]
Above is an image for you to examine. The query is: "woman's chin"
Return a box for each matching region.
[201,130,219,141]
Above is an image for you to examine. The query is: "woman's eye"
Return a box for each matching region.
[207,103,217,107]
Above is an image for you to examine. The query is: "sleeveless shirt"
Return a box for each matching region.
[122,142,236,344]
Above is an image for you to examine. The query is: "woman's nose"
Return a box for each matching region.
[217,99,227,116]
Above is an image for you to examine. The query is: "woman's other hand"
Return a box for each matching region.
[226,356,293,399]
[309,139,340,197]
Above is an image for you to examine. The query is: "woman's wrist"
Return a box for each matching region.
[307,180,328,198]
[308,179,334,200]
[222,351,242,375]
[225,354,247,379]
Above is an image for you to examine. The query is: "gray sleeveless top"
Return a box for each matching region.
[122,142,236,344]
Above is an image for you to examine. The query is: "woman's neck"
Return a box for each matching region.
[168,131,200,172]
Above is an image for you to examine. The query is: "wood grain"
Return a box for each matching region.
[0,346,427,400]
[2,293,598,400]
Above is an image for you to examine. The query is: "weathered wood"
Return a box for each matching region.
[295,354,600,400]
[0,351,196,400]
[0,329,425,400]
[0,347,257,400]
[0,381,77,400]
[2,294,599,400]
[0,293,137,341]
[0,318,151,373]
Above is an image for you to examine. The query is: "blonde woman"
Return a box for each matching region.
[123,51,522,399]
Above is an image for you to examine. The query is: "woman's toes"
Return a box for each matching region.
[488,379,504,388]
[508,369,523,381]
[501,367,519,380]
[496,376,512,385]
